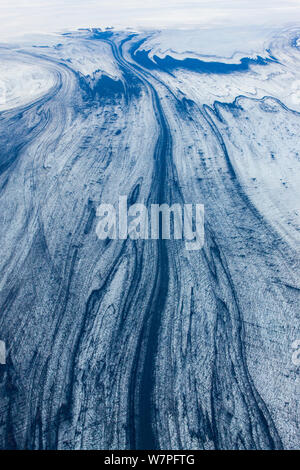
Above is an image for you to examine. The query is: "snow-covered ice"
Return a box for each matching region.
[0,2,299,451]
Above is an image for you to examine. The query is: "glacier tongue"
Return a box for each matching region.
[0,27,299,450]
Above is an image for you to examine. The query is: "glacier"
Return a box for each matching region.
[0,24,299,450]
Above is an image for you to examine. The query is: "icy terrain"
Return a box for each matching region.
[0,25,299,450]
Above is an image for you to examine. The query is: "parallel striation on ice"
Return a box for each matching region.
[0,25,299,450]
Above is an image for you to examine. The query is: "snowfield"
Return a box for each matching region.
[0,24,299,450]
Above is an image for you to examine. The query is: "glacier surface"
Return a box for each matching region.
[0,24,299,450]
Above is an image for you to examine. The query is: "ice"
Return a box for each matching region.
[0,18,299,450]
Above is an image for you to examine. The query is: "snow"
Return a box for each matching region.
[0,4,299,450]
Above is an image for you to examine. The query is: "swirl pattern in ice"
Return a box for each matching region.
[0,27,299,450]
